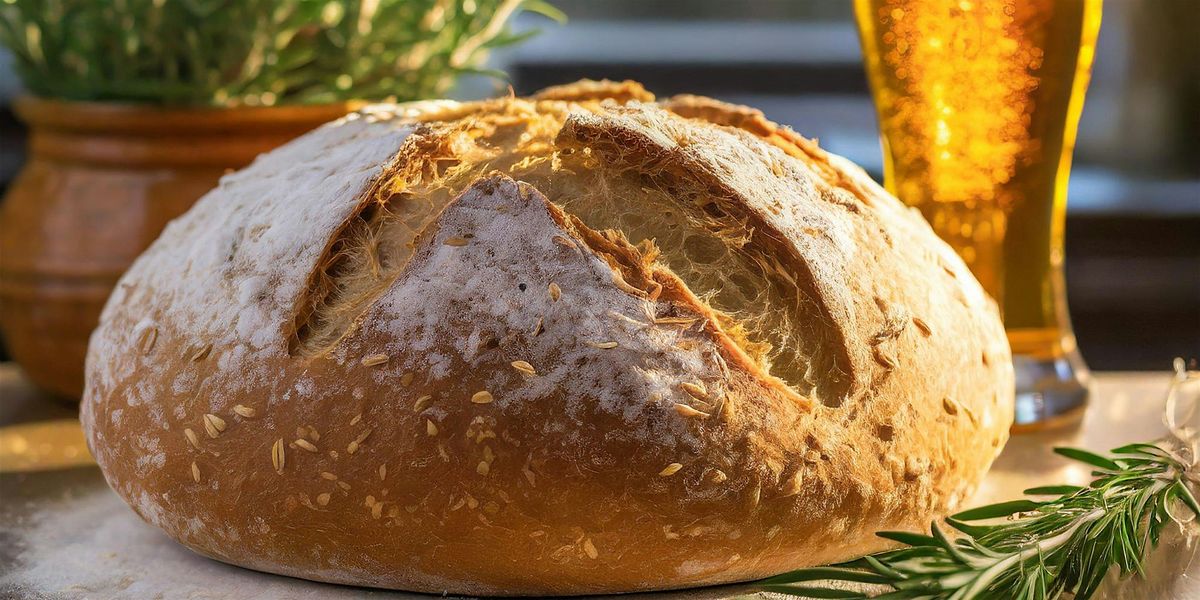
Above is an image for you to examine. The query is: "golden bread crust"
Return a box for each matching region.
[81,81,1012,595]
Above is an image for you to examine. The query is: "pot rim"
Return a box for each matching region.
[13,96,367,134]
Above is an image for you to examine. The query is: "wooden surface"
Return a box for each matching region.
[1,364,1197,599]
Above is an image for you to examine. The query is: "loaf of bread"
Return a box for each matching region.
[81,80,1013,595]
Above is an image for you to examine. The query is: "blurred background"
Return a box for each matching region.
[0,0,1196,371]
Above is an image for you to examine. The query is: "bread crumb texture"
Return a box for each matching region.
[81,80,1013,595]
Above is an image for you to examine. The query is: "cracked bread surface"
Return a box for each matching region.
[81,80,1013,595]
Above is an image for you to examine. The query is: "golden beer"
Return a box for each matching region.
[855,0,1102,426]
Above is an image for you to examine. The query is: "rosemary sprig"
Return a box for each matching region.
[760,443,1200,600]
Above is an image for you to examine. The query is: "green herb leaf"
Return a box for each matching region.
[875,531,940,547]
[755,442,1197,600]
[944,516,993,537]
[1054,447,1122,471]
[1024,485,1085,496]
[952,499,1043,521]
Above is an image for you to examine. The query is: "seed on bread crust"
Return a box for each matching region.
[361,353,389,367]
[187,342,212,362]
[413,396,432,413]
[680,382,708,400]
[137,326,158,355]
[659,463,683,477]
[673,403,710,419]
[912,316,933,336]
[203,414,226,438]
[510,361,537,376]
[271,439,285,474]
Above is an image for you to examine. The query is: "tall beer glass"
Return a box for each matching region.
[855,0,1103,429]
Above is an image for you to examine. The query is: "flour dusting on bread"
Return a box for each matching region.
[81,80,1013,596]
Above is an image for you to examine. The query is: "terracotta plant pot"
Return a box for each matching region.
[0,98,356,399]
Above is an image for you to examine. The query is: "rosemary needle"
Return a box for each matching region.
[760,443,1200,600]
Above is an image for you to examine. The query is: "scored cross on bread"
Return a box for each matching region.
[81,80,1012,595]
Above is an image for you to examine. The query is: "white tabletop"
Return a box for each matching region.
[2,369,1197,599]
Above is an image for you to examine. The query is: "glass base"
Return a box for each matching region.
[1012,343,1092,432]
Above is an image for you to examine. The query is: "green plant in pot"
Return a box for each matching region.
[0,0,561,399]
